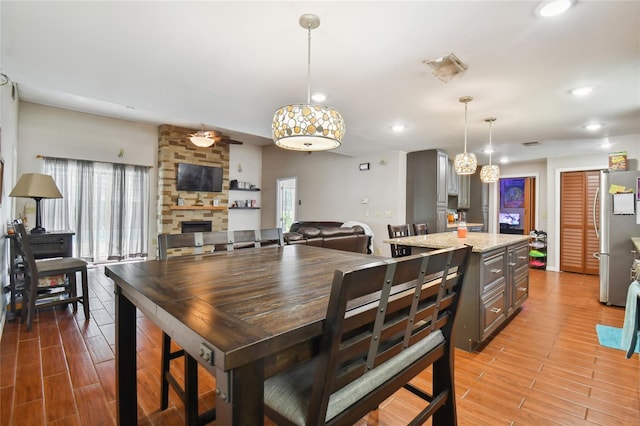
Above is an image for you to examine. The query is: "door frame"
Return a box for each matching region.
[276,176,297,232]
[491,172,539,235]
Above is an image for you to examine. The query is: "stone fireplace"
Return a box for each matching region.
[157,124,230,234]
[181,221,212,233]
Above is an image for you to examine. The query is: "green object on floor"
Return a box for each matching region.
[529,249,545,257]
[595,324,639,353]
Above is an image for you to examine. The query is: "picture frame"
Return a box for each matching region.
[500,178,525,209]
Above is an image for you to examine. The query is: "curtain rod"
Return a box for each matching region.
[37,155,153,169]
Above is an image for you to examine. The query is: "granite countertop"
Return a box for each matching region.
[632,237,640,253]
[384,232,530,253]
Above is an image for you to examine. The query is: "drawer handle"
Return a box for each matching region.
[518,256,527,260]
[490,307,502,314]
[508,262,516,266]
[490,268,502,274]
[518,287,527,292]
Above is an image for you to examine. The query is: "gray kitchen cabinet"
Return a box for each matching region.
[447,160,459,195]
[458,174,471,209]
[406,149,448,233]
[454,239,529,352]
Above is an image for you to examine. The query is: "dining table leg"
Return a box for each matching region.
[215,360,264,425]
[116,285,138,425]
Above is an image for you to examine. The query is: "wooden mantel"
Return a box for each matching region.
[169,206,227,211]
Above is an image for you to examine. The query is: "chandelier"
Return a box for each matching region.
[454,96,477,175]
[480,117,500,183]
[189,126,215,148]
[272,14,345,151]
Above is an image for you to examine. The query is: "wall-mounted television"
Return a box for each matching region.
[176,163,223,192]
[499,213,520,226]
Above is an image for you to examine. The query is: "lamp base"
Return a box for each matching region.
[30,226,46,234]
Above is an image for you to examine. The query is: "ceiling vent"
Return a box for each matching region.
[423,53,467,83]
[522,141,541,147]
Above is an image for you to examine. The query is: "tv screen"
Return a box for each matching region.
[176,163,223,192]
[499,213,520,226]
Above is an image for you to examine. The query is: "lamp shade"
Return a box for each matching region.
[480,164,500,183]
[454,152,478,175]
[189,135,215,147]
[272,104,345,151]
[9,173,63,199]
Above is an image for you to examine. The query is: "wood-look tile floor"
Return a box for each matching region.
[1,267,639,425]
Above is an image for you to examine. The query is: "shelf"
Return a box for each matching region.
[230,188,260,192]
[169,206,227,211]
[229,207,260,210]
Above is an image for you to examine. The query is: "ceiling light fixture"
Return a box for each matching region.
[454,96,477,175]
[391,124,406,132]
[480,117,500,183]
[311,93,326,102]
[585,123,603,131]
[570,86,594,96]
[423,53,468,83]
[536,0,574,17]
[272,14,345,151]
[189,125,215,147]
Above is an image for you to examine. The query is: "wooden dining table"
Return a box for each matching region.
[104,244,380,425]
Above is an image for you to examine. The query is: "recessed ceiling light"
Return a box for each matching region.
[536,0,574,17]
[570,86,594,96]
[600,140,611,148]
[311,93,326,102]
[483,148,495,154]
[585,123,603,131]
[499,157,509,164]
[391,124,406,132]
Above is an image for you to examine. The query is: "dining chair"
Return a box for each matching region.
[387,224,412,258]
[157,231,230,425]
[264,244,472,425]
[413,222,429,236]
[256,227,284,247]
[12,219,89,332]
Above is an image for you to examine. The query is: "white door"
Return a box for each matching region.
[276,177,297,232]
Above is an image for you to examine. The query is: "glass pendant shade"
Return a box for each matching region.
[480,116,500,183]
[189,135,214,147]
[480,164,500,183]
[272,104,345,151]
[455,96,477,175]
[454,152,478,175]
[272,14,344,151]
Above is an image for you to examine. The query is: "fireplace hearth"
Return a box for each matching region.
[181,221,212,233]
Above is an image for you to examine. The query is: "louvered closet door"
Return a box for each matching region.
[560,171,600,274]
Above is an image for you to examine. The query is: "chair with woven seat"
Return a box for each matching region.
[387,224,412,258]
[413,222,429,236]
[157,230,231,425]
[12,219,89,332]
[264,244,472,425]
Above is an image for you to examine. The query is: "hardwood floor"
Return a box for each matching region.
[1,266,638,425]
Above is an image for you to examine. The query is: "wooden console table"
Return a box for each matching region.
[6,230,75,313]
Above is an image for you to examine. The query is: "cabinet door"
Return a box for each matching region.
[458,174,470,209]
[437,152,448,205]
[447,160,458,195]
[436,207,447,233]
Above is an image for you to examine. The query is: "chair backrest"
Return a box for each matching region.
[12,220,38,282]
[158,231,231,259]
[412,222,429,236]
[256,228,284,247]
[387,224,412,258]
[305,245,472,425]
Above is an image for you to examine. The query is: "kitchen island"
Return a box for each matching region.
[385,232,530,351]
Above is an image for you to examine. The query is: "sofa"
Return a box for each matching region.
[284,221,371,254]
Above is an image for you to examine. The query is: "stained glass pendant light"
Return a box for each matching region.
[454,96,477,175]
[272,14,345,151]
[480,117,500,183]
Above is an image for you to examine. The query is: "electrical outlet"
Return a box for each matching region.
[384,210,393,218]
[374,211,381,217]
[361,198,369,204]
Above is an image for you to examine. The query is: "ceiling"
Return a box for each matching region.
[2,1,639,163]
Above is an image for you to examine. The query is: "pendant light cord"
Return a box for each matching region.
[488,119,493,165]
[306,24,312,104]
[464,101,468,153]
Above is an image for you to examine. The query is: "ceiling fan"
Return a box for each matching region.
[187,126,243,147]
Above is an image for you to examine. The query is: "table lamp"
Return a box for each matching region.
[9,173,63,234]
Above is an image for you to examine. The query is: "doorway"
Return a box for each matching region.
[498,177,536,235]
[276,177,297,232]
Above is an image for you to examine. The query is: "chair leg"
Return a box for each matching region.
[81,267,90,319]
[160,332,172,410]
[68,271,78,313]
[184,354,199,426]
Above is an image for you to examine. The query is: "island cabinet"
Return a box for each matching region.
[456,239,529,351]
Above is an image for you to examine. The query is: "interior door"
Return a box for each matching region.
[560,171,600,274]
[276,177,296,232]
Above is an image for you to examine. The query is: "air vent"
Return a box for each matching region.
[423,53,467,83]
[522,141,541,147]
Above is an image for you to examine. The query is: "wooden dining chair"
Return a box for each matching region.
[387,224,412,258]
[12,219,89,332]
[264,245,472,425]
[413,222,429,236]
[157,231,230,425]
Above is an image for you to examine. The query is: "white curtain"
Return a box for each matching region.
[43,158,149,262]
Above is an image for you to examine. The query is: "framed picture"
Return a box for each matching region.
[500,178,525,209]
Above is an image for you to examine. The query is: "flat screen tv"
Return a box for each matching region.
[499,213,520,226]
[176,163,223,192]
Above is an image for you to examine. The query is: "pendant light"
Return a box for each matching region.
[480,117,500,183]
[454,96,477,175]
[272,14,345,151]
[189,125,215,148]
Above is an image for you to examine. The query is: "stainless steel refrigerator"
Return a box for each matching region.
[596,169,640,306]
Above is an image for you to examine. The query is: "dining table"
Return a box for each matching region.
[104,244,380,425]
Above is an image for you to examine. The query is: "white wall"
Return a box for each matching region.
[228,143,262,231]
[261,146,406,257]
[16,102,159,253]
